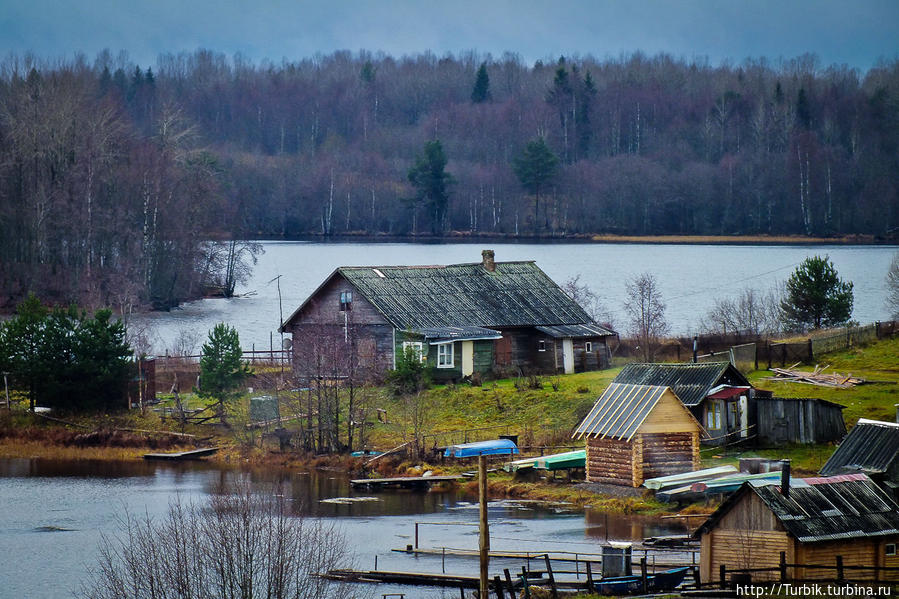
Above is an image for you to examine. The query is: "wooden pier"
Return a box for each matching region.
[143,447,219,460]
[349,475,464,490]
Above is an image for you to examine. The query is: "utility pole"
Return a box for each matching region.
[479,453,489,598]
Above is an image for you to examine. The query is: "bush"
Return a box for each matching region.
[385,347,432,395]
[81,482,350,599]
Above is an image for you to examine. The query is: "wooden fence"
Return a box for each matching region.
[712,551,899,586]
[764,320,899,368]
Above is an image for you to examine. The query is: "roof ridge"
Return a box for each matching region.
[339,260,537,270]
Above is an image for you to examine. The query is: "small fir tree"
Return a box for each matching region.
[198,323,252,424]
[512,137,560,232]
[781,255,854,330]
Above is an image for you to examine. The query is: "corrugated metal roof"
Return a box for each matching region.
[696,473,899,543]
[337,262,601,330]
[819,419,899,477]
[535,323,616,338]
[612,362,750,407]
[573,383,670,442]
[409,326,503,343]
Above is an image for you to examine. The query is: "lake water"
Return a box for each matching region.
[132,241,899,355]
[0,459,686,599]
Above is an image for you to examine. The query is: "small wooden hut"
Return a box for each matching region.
[755,396,846,445]
[694,473,899,583]
[573,383,702,487]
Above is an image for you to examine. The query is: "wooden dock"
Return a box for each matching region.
[143,447,219,461]
[349,475,464,489]
[323,568,483,588]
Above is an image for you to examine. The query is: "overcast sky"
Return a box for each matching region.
[2,0,897,72]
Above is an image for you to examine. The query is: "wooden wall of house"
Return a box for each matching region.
[796,537,899,581]
[639,433,697,481]
[756,398,847,445]
[423,339,495,382]
[699,491,794,582]
[586,437,634,485]
[290,322,394,379]
[291,275,390,327]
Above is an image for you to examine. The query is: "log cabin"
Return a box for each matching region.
[572,383,702,486]
[694,472,899,583]
[279,250,616,382]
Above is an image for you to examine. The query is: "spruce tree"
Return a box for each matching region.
[471,62,491,103]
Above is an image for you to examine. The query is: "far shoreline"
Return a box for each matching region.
[258,232,899,246]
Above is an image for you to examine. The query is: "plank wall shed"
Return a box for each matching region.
[573,383,702,487]
[694,473,899,583]
[754,396,846,445]
[279,250,616,381]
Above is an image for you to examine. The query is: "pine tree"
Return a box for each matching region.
[471,62,491,103]
[198,323,252,424]
[407,140,453,234]
[781,255,854,330]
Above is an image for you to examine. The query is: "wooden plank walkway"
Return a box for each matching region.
[349,475,464,489]
[143,447,219,460]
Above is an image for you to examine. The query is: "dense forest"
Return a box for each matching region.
[1,49,898,310]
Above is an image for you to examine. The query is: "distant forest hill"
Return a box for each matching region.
[1,49,898,310]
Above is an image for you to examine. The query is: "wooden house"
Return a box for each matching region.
[279,250,616,381]
[611,362,753,446]
[573,383,702,487]
[754,397,846,445]
[694,473,899,583]
[820,418,899,501]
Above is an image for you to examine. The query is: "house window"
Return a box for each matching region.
[707,401,722,429]
[887,543,897,557]
[585,342,593,352]
[437,343,454,368]
[339,290,353,311]
[538,340,547,352]
[402,341,425,362]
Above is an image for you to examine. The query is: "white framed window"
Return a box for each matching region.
[887,543,897,557]
[339,290,353,311]
[402,341,425,362]
[437,343,454,368]
[538,340,547,352]
[707,401,722,429]
[585,341,593,352]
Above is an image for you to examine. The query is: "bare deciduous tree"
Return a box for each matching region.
[81,483,354,599]
[887,252,899,320]
[562,274,615,330]
[624,272,669,362]
[702,287,782,336]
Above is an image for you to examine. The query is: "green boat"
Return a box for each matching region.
[535,449,586,471]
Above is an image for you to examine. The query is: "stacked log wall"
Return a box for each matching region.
[640,432,697,480]
[586,437,634,485]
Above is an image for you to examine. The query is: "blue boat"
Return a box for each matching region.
[444,438,519,458]
[594,566,690,595]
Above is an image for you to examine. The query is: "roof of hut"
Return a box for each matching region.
[820,418,899,477]
[281,257,618,333]
[612,362,751,407]
[694,473,899,543]
[573,383,700,442]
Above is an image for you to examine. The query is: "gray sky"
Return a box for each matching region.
[2,0,897,71]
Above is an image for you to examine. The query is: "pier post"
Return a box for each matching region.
[493,575,504,598]
[479,454,489,599]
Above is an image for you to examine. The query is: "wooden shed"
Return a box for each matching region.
[573,383,702,487]
[754,397,846,445]
[820,418,899,501]
[694,473,899,583]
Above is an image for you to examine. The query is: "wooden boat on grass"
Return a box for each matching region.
[593,566,690,595]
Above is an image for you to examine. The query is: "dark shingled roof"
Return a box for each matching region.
[612,362,751,407]
[410,326,503,343]
[820,419,899,477]
[695,473,899,543]
[535,323,616,338]
[336,261,602,330]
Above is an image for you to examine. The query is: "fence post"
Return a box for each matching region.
[494,574,505,599]
[720,564,727,588]
[640,557,648,594]
[836,555,844,581]
[782,343,786,367]
[807,338,813,362]
[767,341,771,370]
[779,551,787,582]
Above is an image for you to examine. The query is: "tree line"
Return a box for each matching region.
[2,49,898,309]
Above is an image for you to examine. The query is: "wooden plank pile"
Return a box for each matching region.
[764,364,864,388]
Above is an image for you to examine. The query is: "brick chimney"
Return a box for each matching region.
[482,249,495,272]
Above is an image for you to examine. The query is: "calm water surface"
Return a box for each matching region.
[0,459,685,599]
[132,242,899,354]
